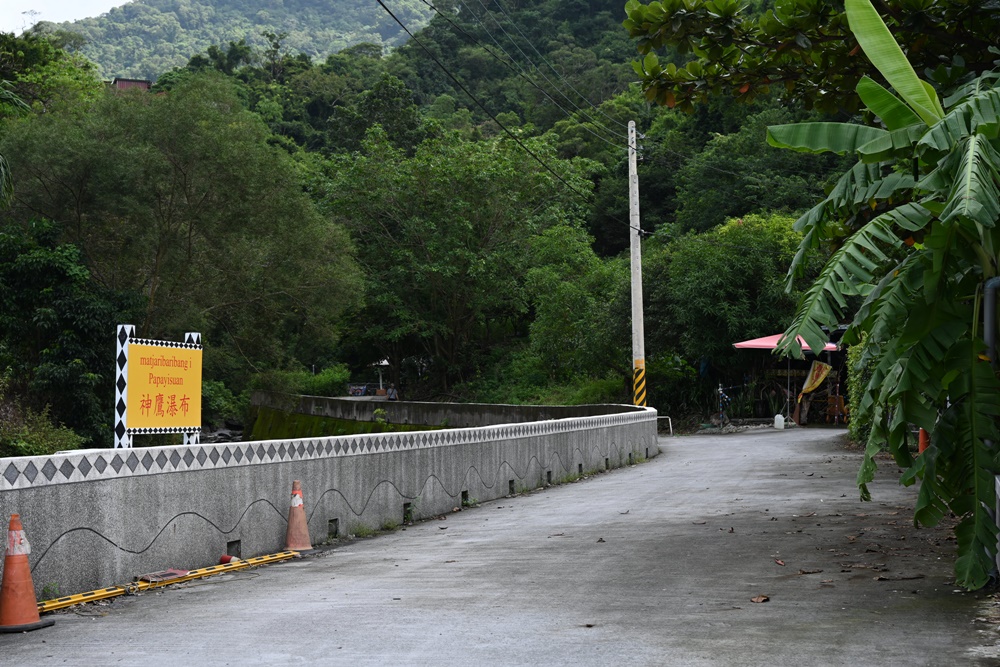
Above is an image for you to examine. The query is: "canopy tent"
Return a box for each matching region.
[732,334,837,353]
[732,333,838,421]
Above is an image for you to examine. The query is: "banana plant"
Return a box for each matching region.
[769,0,1000,589]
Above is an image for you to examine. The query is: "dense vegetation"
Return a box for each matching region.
[31,0,434,80]
[1,2,845,450]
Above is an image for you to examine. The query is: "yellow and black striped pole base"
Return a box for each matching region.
[632,362,646,407]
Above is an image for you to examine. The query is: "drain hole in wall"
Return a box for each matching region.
[328,518,339,539]
[546,470,552,484]
[605,457,610,469]
[578,463,583,475]
[645,448,649,459]
[226,540,241,558]
[508,480,515,495]
[461,490,469,506]
[403,502,413,524]
[628,452,634,465]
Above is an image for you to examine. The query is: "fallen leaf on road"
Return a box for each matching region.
[597,537,606,543]
[728,527,735,533]
[797,569,823,575]
[619,510,630,515]
[774,559,785,566]
[439,526,447,530]
[750,595,769,603]
[444,560,456,563]
[692,521,706,525]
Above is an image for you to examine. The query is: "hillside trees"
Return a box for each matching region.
[525,223,627,382]
[32,0,435,80]
[314,127,600,391]
[646,213,805,366]
[0,72,361,394]
[0,32,103,111]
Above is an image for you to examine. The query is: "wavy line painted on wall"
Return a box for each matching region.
[26,437,649,573]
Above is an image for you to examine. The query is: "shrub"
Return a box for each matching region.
[846,337,875,445]
[201,380,247,428]
[0,400,84,458]
[249,364,351,398]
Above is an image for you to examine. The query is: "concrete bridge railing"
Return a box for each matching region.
[0,399,657,597]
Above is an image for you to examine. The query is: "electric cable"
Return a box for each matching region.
[374,0,647,235]
[417,0,626,151]
[460,2,798,188]
[488,0,631,131]
[420,2,778,190]
[465,0,624,142]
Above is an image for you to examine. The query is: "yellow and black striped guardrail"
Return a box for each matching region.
[37,551,299,614]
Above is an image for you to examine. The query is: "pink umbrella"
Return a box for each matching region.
[733,334,837,353]
[733,334,838,419]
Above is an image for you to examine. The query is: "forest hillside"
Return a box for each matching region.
[33,0,434,79]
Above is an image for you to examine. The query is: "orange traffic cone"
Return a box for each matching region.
[919,428,930,454]
[285,480,312,551]
[0,514,54,632]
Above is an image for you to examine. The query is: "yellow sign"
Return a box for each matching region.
[126,344,202,429]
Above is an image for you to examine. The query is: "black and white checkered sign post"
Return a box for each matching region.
[114,324,135,449]
[114,325,203,449]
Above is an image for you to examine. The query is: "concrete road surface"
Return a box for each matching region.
[4,427,1000,666]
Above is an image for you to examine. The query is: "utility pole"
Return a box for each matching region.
[628,120,646,407]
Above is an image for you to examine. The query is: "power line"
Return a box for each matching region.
[372,0,644,235]
[464,0,624,142]
[418,0,771,195]
[416,0,625,152]
[488,0,630,132]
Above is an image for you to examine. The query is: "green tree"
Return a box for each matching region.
[0,72,361,389]
[0,221,142,446]
[645,213,805,368]
[770,0,1000,589]
[525,223,626,381]
[623,0,1000,114]
[674,106,851,232]
[319,127,596,390]
[0,81,28,206]
[0,32,103,111]
[328,74,430,153]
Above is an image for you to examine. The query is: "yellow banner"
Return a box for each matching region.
[797,361,831,403]
[126,344,202,429]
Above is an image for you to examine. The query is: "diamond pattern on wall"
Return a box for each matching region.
[0,405,655,490]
